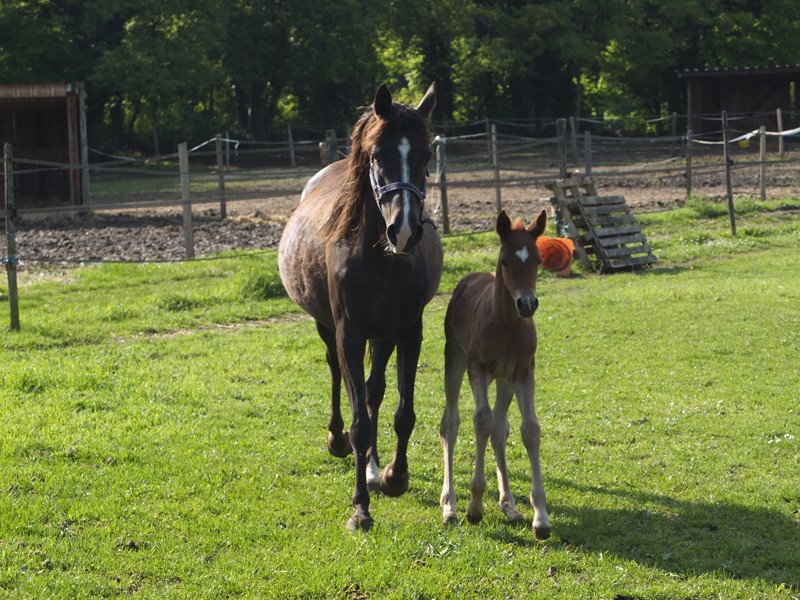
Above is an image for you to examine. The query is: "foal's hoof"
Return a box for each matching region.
[346,507,373,532]
[327,430,352,458]
[534,526,552,540]
[379,465,408,497]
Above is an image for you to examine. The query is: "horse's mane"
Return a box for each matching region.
[323,101,434,241]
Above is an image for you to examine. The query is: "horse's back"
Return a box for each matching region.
[278,161,347,326]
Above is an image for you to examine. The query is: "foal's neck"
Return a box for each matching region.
[492,263,521,324]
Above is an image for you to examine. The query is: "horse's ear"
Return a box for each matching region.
[374,84,393,119]
[528,209,548,239]
[416,82,436,120]
[496,209,511,237]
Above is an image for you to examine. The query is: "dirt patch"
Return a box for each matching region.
[5,156,799,269]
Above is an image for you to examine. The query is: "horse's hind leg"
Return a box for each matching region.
[366,339,394,491]
[515,370,551,540]
[492,380,525,524]
[439,340,465,524]
[316,321,352,457]
[379,324,422,497]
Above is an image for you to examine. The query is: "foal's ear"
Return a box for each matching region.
[528,209,548,239]
[416,82,436,120]
[374,84,393,119]
[496,209,511,237]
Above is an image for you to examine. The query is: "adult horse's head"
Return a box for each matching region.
[335,83,436,255]
[496,209,548,317]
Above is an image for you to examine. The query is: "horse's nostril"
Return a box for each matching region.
[386,224,398,246]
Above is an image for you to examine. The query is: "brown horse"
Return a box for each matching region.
[278,84,442,531]
[439,209,551,539]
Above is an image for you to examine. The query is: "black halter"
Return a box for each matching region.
[368,157,426,205]
[368,157,437,230]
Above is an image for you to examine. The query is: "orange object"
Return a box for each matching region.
[536,236,574,276]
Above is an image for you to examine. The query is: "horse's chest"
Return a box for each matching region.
[472,323,536,380]
[334,259,427,332]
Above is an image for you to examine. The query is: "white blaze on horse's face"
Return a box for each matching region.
[393,136,414,253]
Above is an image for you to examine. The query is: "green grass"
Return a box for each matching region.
[1,199,799,598]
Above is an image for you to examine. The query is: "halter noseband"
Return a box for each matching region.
[369,158,427,206]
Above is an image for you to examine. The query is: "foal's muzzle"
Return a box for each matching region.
[516,295,539,317]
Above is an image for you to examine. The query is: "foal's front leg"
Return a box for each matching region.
[515,370,551,539]
[492,380,525,523]
[467,367,493,523]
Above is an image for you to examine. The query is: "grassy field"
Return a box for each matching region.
[1,199,799,599]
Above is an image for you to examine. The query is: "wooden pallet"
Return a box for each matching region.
[549,177,657,273]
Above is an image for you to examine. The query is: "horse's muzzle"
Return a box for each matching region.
[516,295,539,317]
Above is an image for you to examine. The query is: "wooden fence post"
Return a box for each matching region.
[671,112,678,157]
[557,118,568,179]
[721,111,736,236]
[4,143,20,331]
[435,137,450,235]
[584,130,592,175]
[685,130,693,199]
[325,130,337,165]
[178,142,195,258]
[491,123,502,213]
[569,116,579,162]
[215,134,227,219]
[287,123,296,168]
[759,125,767,201]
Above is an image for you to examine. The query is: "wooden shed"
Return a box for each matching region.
[679,65,800,136]
[0,82,88,206]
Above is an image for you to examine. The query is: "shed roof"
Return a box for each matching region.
[679,65,800,79]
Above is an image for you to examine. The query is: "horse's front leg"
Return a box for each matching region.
[379,323,422,497]
[366,340,394,492]
[493,380,525,524]
[337,322,373,531]
[514,369,551,539]
[466,366,492,523]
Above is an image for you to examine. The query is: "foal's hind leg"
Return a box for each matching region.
[492,380,525,524]
[366,340,394,492]
[316,321,351,457]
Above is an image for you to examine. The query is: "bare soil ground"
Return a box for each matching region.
[6,154,799,269]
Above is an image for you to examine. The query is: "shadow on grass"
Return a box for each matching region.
[540,478,800,589]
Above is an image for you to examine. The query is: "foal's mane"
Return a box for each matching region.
[323,101,434,241]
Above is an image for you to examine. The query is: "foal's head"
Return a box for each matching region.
[341,83,436,255]
[496,209,548,317]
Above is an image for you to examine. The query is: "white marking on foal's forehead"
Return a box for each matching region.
[515,246,530,263]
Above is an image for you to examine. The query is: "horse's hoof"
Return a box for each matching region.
[534,526,551,540]
[327,430,352,458]
[346,508,373,532]
[466,512,483,524]
[379,465,408,497]
[443,512,458,525]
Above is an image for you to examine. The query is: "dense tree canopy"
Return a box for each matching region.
[1,0,798,150]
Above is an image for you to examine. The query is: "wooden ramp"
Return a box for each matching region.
[549,177,657,273]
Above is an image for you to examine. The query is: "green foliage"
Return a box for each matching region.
[1,203,799,598]
[3,0,799,146]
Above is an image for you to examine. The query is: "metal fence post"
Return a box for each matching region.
[685,130,693,199]
[491,123,501,213]
[215,133,227,219]
[4,143,20,331]
[178,142,195,258]
[721,111,736,236]
[759,125,767,201]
